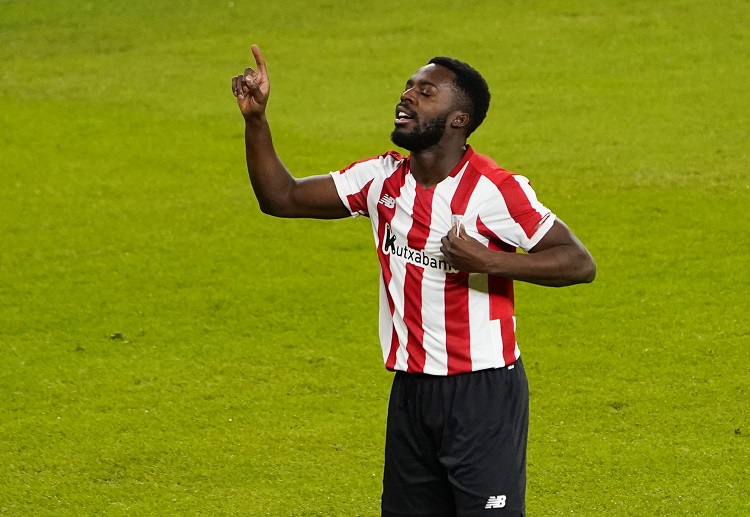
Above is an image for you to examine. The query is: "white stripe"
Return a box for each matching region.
[490,318,506,366]
[392,310,409,371]
[467,273,492,369]
[511,175,556,251]
[329,170,356,215]
[377,275,393,365]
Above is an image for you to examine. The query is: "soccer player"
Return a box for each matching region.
[232,45,596,517]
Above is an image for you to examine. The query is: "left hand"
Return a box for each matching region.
[440,225,492,273]
[232,44,271,120]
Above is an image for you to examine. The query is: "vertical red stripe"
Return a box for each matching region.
[499,318,517,366]
[487,275,514,320]
[404,263,426,372]
[346,178,373,215]
[385,326,399,371]
[403,186,434,373]
[449,162,481,215]
[496,177,543,238]
[444,272,471,374]
[476,215,515,320]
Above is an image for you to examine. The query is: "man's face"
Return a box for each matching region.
[390,64,461,153]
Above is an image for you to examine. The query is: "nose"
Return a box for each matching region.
[400,87,416,104]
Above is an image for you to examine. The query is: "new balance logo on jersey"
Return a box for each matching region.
[382,224,457,273]
[378,194,396,208]
[485,495,507,509]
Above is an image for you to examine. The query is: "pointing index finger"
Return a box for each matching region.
[251,44,267,76]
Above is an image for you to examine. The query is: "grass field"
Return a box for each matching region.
[1,0,748,515]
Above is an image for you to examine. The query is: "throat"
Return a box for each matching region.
[409,146,468,188]
[411,169,451,189]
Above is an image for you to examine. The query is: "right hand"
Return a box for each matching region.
[232,44,270,119]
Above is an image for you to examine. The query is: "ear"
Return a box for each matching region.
[450,112,470,130]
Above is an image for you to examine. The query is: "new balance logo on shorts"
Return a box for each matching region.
[485,495,507,509]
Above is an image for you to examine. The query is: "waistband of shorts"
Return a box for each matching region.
[393,358,522,380]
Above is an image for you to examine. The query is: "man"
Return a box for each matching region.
[231,45,595,516]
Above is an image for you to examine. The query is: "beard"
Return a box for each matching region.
[390,114,448,153]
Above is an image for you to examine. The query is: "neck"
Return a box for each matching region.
[409,143,468,188]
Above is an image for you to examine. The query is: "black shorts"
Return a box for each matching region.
[382,359,529,517]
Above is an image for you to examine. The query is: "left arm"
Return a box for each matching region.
[440,219,596,287]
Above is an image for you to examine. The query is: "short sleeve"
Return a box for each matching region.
[329,152,404,218]
[480,175,556,252]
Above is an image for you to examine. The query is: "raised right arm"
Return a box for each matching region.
[231,45,350,219]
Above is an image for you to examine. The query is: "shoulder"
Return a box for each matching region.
[466,150,516,189]
[465,152,544,210]
[339,150,405,175]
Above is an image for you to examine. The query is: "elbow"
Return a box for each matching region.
[577,254,597,284]
[258,200,282,217]
[251,180,299,218]
[581,263,596,284]
[557,248,595,286]
[257,196,293,218]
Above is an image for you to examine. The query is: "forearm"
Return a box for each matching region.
[244,116,298,216]
[482,244,596,287]
[441,220,596,287]
[242,116,350,220]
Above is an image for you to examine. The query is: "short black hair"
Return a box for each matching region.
[428,56,490,136]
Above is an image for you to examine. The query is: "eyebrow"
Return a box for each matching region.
[405,78,439,89]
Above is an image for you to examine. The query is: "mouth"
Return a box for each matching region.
[394,105,416,126]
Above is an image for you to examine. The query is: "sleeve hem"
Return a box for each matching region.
[329,171,360,218]
[524,213,556,251]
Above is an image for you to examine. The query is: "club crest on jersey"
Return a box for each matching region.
[382,223,457,273]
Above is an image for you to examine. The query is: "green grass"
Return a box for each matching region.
[1,0,748,514]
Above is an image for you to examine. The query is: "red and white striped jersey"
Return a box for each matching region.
[330,146,555,376]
